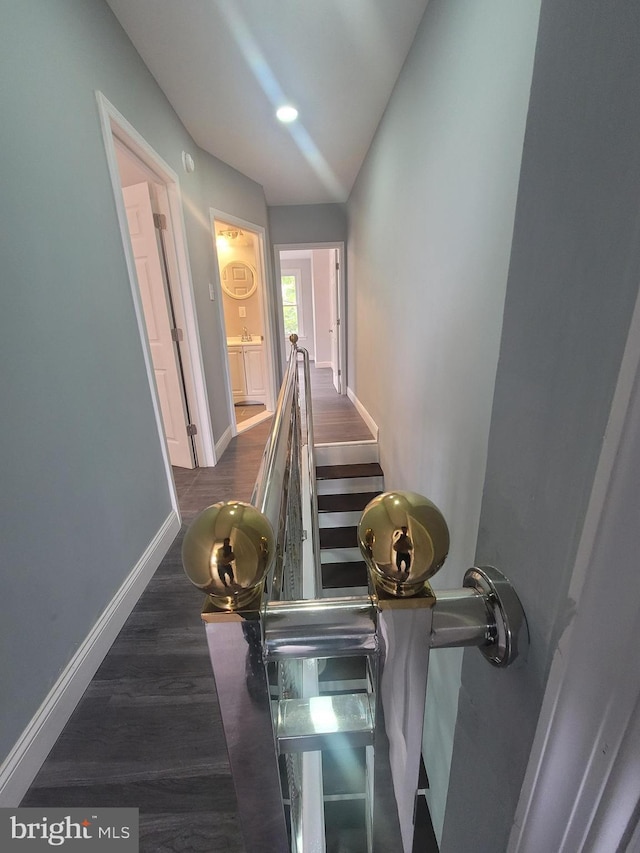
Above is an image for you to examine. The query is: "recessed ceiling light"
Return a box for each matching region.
[276,105,298,123]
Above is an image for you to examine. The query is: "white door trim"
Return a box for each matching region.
[96,92,216,477]
[509,278,640,851]
[274,242,346,394]
[210,209,278,435]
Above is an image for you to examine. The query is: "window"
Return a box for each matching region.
[281,271,302,336]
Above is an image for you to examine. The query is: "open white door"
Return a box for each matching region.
[123,182,193,468]
[329,248,341,392]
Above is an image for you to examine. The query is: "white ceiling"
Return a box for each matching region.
[105,0,429,206]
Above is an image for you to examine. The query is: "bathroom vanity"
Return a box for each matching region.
[227,337,266,404]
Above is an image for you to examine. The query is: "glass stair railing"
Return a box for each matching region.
[182,336,529,853]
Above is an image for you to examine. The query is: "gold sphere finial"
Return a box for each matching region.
[289,334,299,346]
[182,501,275,610]
[358,491,449,597]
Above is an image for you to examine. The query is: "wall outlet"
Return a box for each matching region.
[239,306,247,317]
[208,281,216,301]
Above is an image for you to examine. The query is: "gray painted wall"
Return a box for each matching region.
[0,0,268,767]
[443,1,640,850]
[346,0,541,837]
[268,204,347,245]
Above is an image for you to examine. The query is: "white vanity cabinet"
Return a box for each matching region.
[227,341,267,403]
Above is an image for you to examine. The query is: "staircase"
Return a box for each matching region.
[311,441,382,850]
[316,441,383,598]
[312,441,437,853]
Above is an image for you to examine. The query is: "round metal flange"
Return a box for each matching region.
[463,566,529,667]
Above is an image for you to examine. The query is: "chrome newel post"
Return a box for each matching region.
[357,491,529,853]
[358,492,450,853]
[182,501,290,853]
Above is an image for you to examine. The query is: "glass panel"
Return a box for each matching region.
[282,276,297,305]
[283,305,299,335]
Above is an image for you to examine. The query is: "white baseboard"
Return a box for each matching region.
[346,386,379,440]
[215,425,233,459]
[0,511,181,807]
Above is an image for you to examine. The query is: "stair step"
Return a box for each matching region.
[319,510,362,529]
[315,440,379,467]
[320,526,359,549]
[316,462,383,480]
[317,476,384,496]
[321,548,362,564]
[322,561,368,589]
[318,492,380,513]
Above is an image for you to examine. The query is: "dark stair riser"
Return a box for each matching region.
[319,526,359,549]
[316,462,383,481]
[322,562,368,589]
[318,491,381,513]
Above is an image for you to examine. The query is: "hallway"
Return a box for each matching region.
[20,362,374,851]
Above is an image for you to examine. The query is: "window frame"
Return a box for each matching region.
[281,268,304,338]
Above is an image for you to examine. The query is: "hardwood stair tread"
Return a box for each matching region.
[316,462,384,480]
[320,526,359,549]
[317,492,380,512]
[322,561,368,588]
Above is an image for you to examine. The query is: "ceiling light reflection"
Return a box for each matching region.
[276,105,298,123]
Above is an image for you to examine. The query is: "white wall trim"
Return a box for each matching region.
[314,361,332,369]
[0,511,181,807]
[215,424,234,459]
[509,278,640,851]
[346,386,379,440]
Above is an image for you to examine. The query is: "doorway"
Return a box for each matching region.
[97,93,216,488]
[211,211,277,434]
[116,148,196,468]
[275,243,345,394]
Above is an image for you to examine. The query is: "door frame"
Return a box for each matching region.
[96,92,216,491]
[210,208,278,436]
[274,242,346,394]
[508,277,640,850]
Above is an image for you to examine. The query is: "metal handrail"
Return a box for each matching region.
[294,345,323,594]
[251,337,299,525]
[248,336,323,604]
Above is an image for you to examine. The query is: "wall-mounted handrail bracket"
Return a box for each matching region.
[462,565,529,667]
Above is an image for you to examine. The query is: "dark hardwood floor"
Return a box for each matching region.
[21,364,374,852]
[306,365,373,444]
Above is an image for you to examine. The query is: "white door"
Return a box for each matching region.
[329,249,341,392]
[122,182,193,469]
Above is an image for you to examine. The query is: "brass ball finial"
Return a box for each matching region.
[182,501,275,610]
[358,491,450,597]
[289,334,299,346]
